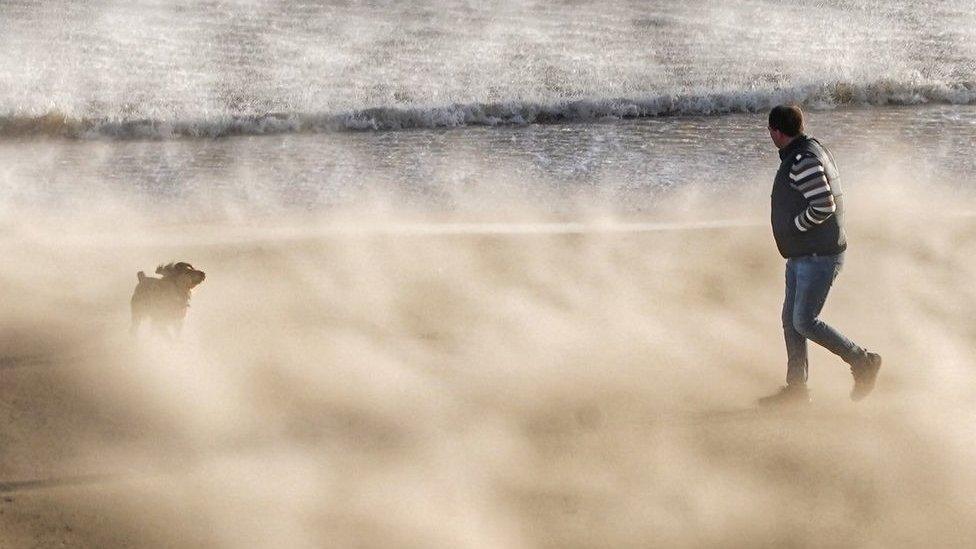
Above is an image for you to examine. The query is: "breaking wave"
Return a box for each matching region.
[3,79,975,140]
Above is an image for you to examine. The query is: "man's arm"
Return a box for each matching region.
[788,153,836,232]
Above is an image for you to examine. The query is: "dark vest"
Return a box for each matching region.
[770,135,848,258]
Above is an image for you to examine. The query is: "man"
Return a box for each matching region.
[760,105,881,406]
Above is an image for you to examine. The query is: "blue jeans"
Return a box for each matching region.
[783,253,866,386]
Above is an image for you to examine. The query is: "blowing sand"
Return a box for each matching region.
[2,183,976,548]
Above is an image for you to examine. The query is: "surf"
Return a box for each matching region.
[3,78,976,140]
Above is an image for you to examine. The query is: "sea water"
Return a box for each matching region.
[1,0,975,217]
[3,105,976,219]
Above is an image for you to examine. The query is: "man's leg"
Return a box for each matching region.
[759,260,812,406]
[790,254,866,364]
[782,258,809,385]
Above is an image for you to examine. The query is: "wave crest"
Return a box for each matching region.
[3,79,974,140]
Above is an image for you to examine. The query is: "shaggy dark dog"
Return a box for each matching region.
[130,262,206,337]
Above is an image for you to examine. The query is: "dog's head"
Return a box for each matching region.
[156,261,206,290]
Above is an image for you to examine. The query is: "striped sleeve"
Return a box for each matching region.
[788,153,836,232]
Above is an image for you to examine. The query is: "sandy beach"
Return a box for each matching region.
[3,185,976,546]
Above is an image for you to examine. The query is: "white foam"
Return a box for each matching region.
[2,79,974,140]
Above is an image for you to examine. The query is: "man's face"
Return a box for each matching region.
[768,126,787,149]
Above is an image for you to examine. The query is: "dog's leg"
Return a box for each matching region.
[151,320,169,339]
[152,319,181,342]
[130,307,145,336]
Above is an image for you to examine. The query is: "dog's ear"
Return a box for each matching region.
[156,262,178,277]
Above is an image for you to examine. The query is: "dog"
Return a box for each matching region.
[131,262,206,337]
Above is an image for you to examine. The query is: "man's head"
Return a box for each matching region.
[768,105,804,149]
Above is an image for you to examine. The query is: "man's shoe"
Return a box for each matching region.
[757,384,811,407]
[850,352,882,401]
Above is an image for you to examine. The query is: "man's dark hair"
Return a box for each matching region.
[768,105,804,137]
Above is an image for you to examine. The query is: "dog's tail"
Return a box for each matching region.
[137,271,146,282]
